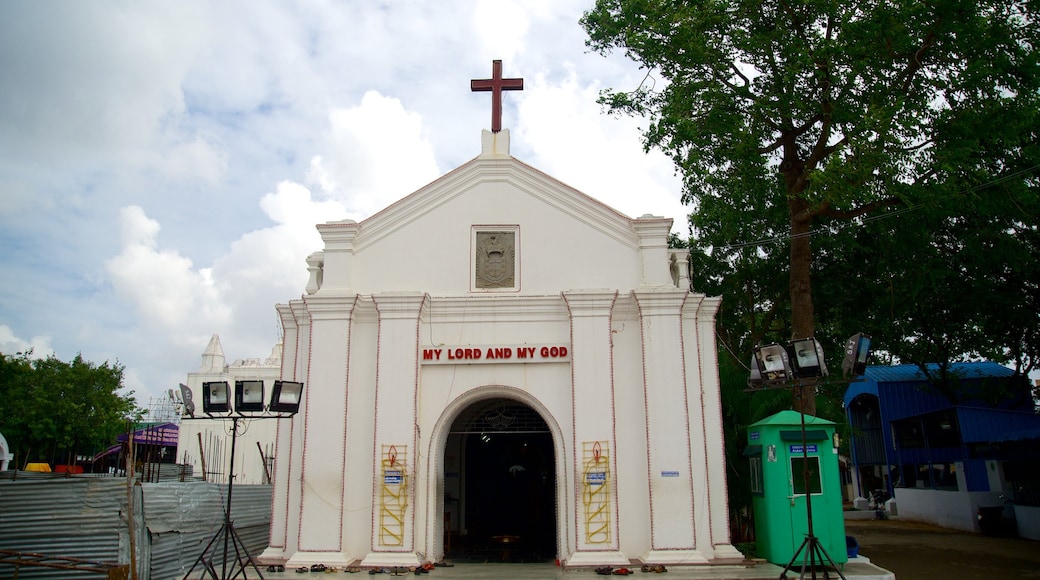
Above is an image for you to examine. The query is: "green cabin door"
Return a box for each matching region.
[788,453,826,561]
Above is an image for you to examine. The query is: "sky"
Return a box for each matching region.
[0,1,690,409]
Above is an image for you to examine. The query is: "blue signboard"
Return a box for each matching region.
[789,444,818,454]
[660,471,680,478]
[586,471,606,486]
[384,470,403,484]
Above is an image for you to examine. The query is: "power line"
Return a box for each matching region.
[714,163,1040,252]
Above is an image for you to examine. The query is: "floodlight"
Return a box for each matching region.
[202,381,230,414]
[180,383,195,418]
[789,337,828,378]
[269,381,304,414]
[748,354,764,387]
[235,380,265,413]
[841,333,872,378]
[753,343,792,384]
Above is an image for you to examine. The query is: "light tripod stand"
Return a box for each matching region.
[183,416,264,580]
[181,379,304,580]
[749,335,871,580]
[778,390,846,580]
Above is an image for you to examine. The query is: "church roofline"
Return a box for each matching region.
[345,138,657,252]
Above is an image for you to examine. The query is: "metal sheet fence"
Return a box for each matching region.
[0,472,272,580]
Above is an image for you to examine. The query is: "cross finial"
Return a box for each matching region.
[471,59,523,133]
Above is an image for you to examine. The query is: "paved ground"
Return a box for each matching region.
[236,518,1040,580]
[255,561,885,580]
[845,518,1040,579]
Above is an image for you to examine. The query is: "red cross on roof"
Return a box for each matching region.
[471,60,523,133]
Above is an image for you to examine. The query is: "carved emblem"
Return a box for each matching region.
[475,231,515,288]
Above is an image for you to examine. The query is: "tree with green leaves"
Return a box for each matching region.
[584,0,1040,414]
[0,351,141,468]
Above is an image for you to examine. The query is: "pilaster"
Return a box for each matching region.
[691,296,742,561]
[316,220,359,293]
[633,289,708,564]
[362,292,428,568]
[562,290,628,566]
[632,216,674,288]
[262,303,303,563]
[287,293,358,569]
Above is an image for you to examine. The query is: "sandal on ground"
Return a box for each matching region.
[613,568,633,575]
[595,566,614,575]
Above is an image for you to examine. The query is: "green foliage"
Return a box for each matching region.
[583,0,1040,415]
[585,0,1039,528]
[0,351,141,466]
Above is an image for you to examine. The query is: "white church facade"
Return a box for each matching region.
[260,128,742,570]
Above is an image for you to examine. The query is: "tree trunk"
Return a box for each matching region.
[789,197,817,416]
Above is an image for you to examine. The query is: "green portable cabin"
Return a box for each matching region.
[746,410,847,566]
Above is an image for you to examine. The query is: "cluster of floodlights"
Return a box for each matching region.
[749,333,871,387]
[198,380,305,415]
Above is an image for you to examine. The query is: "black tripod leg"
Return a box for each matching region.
[779,536,811,580]
[810,538,847,580]
[184,524,226,579]
[225,523,264,579]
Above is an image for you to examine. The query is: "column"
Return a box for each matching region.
[633,289,708,564]
[362,293,427,569]
[316,220,358,293]
[287,293,358,569]
[690,296,743,561]
[261,302,304,564]
[562,290,628,566]
[632,216,674,288]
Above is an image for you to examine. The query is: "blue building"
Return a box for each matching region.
[844,362,1040,535]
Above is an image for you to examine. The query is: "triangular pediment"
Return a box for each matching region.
[354,154,641,253]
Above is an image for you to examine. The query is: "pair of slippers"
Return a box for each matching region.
[295,564,334,573]
[595,567,633,575]
[640,564,668,573]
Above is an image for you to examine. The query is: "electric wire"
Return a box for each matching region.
[714,163,1040,252]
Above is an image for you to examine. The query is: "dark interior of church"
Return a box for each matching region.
[447,400,556,562]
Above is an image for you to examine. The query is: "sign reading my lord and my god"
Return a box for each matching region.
[421,344,570,365]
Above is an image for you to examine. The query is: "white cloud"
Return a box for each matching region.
[105,206,231,331]
[0,325,54,358]
[517,71,688,232]
[0,1,691,406]
[474,0,530,61]
[152,137,229,185]
[306,91,442,215]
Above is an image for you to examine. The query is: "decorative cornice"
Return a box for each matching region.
[372,292,428,320]
[424,294,568,321]
[288,300,310,327]
[631,289,687,316]
[302,293,360,320]
[562,289,619,317]
[316,220,360,250]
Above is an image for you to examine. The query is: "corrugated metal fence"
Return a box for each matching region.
[0,472,271,580]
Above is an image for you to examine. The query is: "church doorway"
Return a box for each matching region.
[445,398,557,562]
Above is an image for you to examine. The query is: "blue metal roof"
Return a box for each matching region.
[844,362,1019,409]
[863,362,1015,383]
[955,407,1040,443]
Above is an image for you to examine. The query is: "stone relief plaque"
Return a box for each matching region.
[475,231,515,288]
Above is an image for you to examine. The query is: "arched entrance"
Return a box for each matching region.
[444,397,557,562]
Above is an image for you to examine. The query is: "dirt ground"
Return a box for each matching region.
[845,518,1040,579]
